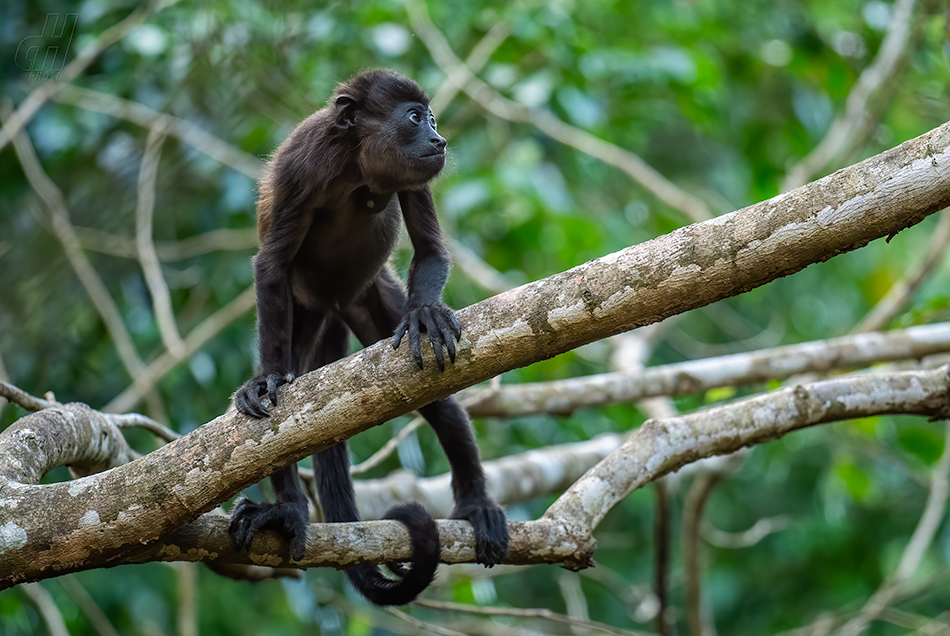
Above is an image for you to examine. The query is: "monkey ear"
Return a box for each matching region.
[334,95,358,129]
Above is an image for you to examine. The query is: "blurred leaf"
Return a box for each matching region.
[898,427,945,465]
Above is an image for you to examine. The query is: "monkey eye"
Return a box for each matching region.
[408,111,422,125]
[428,114,437,129]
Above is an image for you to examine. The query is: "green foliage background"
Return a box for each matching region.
[1,0,949,634]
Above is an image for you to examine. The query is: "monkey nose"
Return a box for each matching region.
[431,135,446,152]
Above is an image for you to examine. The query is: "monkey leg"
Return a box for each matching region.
[346,269,510,566]
[228,304,333,560]
[309,315,439,604]
[417,398,509,566]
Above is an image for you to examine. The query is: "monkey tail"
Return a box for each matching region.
[314,443,440,606]
[346,502,440,605]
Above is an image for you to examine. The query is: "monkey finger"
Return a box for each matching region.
[250,398,269,419]
[409,316,423,369]
[234,525,253,552]
[426,324,444,371]
[266,374,282,407]
[289,533,307,562]
[438,320,457,363]
[418,307,443,369]
[236,387,268,419]
[228,507,245,538]
[392,318,409,349]
[229,501,257,551]
[250,382,271,418]
[449,310,461,341]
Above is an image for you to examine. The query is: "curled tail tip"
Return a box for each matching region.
[348,502,441,606]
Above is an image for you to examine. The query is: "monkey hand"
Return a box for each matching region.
[233,372,296,418]
[392,301,461,371]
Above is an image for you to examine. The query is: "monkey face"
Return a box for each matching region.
[357,102,446,193]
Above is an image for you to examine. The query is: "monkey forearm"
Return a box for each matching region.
[406,254,450,308]
[254,278,293,375]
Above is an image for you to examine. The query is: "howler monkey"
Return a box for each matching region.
[230,69,509,606]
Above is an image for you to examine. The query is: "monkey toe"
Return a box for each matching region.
[427,326,445,371]
[236,393,267,419]
[452,500,509,567]
[438,321,457,363]
[473,508,509,567]
[228,497,263,551]
[265,372,295,406]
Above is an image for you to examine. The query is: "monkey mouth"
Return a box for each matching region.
[420,151,445,159]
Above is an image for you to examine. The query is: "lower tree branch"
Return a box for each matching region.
[544,366,950,537]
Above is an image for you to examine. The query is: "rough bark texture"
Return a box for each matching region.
[1,120,949,587]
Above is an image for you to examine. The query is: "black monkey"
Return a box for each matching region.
[230,70,509,606]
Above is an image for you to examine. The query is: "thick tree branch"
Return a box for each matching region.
[1,120,949,586]
[352,433,625,519]
[0,402,138,483]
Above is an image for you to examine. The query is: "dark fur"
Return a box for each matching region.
[230,70,509,606]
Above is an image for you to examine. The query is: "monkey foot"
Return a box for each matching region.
[228,497,309,561]
[452,498,509,567]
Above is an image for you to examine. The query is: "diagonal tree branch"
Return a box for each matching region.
[852,208,950,333]
[543,367,950,541]
[104,284,256,413]
[51,85,264,179]
[1,367,948,583]
[429,20,510,116]
[135,121,184,356]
